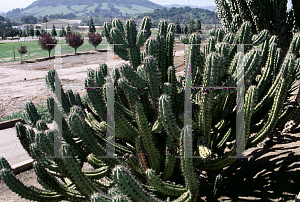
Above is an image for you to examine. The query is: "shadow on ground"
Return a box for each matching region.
[210,133,300,201]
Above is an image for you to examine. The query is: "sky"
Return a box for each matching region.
[0,0,292,13]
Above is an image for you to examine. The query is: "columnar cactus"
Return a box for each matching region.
[103,17,151,69]
[214,0,300,56]
[2,18,300,202]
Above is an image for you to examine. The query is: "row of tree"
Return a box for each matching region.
[17,29,102,61]
[2,23,73,38]
[137,6,220,25]
[50,24,72,37]
[173,18,202,34]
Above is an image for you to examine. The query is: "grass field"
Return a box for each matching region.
[0,38,108,63]
[0,102,52,123]
[0,29,209,63]
[0,29,160,63]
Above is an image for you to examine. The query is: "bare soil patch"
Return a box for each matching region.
[0,40,189,119]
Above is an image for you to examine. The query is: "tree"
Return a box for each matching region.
[3,27,18,38]
[22,29,27,37]
[26,25,29,36]
[18,29,22,37]
[174,18,181,34]
[35,26,41,37]
[42,16,48,23]
[29,24,34,38]
[65,32,84,54]
[40,29,45,34]
[182,20,188,34]
[59,26,66,37]
[38,33,57,58]
[88,32,102,50]
[188,19,195,34]
[21,16,37,24]
[195,19,202,33]
[51,25,57,36]
[89,17,96,33]
[18,45,27,62]
[66,23,71,35]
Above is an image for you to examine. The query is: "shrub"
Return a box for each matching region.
[66,23,71,35]
[65,32,84,54]
[35,26,41,37]
[59,26,66,37]
[89,17,96,33]
[29,24,34,38]
[38,33,57,58]
[18,45,27,62]
[88,32,102,50]
[51,25,57,36]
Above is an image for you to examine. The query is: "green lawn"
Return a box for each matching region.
[0,29,161,63]
[0,102,52,123]
[0,38,108,63]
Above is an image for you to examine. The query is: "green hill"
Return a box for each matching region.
[133,6,220,25]
[5,0,165,18]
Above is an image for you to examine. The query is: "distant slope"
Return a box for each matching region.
[161,4,217,11]
[26,0,162,9]
[5,0,164,18]
[133,6,220,24]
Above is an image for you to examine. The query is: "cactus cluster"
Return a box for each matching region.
[1,16,300,201]
[214,0,300,56]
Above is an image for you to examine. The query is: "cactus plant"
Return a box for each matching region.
[2,17,300,202]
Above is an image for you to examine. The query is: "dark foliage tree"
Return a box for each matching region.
[188,19,195,34]
[136,6,220,25]
[66,23,71,35]
[89,17,96,33]
[22,29,27,37]
[35,26,41,37]
[38,33,57,58]
[29,24,34,38]
[26,25,29,36]
[18,29,22,37]
[182,20,188,34]
[59,26,66,37]
[18,45,27,62]
[21,15,37,24]
[195,19,202,33]
[88,32,102,50]
[42,16,48,23]
[3,27,18,38]
[51,25,57,36]
[65,32,84,54]
[174,18,181,34]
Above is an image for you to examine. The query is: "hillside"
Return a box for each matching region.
[162,4,217,12]
[5,0,165,19]
[133,6,220,25]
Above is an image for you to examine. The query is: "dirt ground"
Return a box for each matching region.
[1,38,300,201]
[0,40,188,119]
